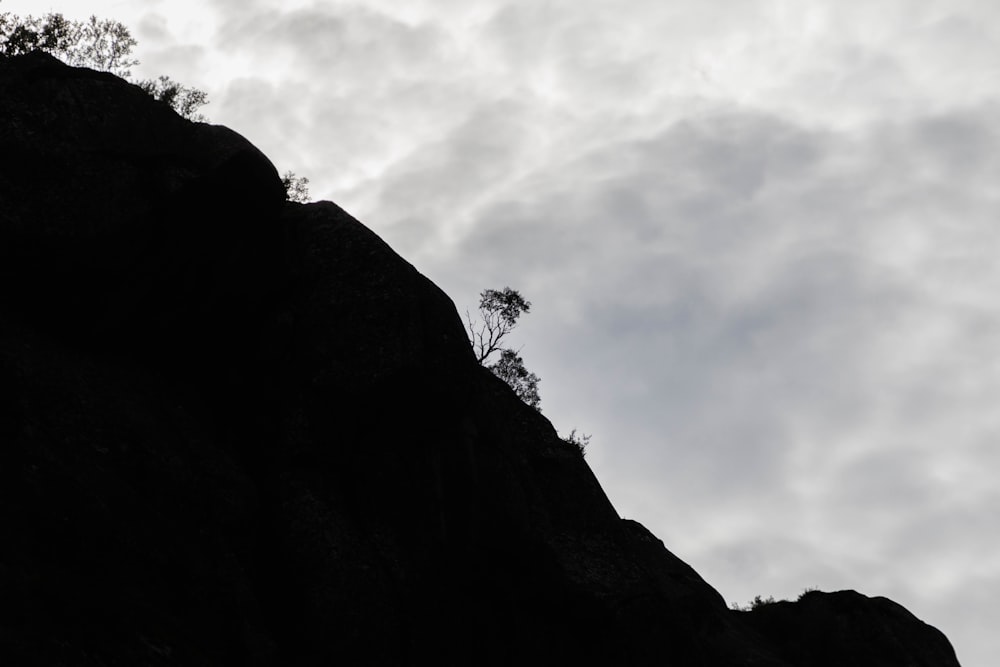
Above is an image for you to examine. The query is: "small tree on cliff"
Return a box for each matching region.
[467,287,541,410]
[467,288,591,455]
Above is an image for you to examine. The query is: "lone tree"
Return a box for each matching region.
[467,288,590,454]
[467,287,541,410]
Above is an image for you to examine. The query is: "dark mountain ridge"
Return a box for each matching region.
[0,52,961,666]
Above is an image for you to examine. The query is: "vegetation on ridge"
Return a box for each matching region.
[467,287,541,410]
[467,287,590,455]
[0,7,207,120]
[0,4,311,202]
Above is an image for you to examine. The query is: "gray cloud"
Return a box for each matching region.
[443,101,999,663]
[27,0,998,662]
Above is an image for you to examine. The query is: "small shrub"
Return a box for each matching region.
[562,429,591,457]
[797,587,820,600]
[730,594,778,611]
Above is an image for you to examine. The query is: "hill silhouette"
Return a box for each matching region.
[0,52,961,666]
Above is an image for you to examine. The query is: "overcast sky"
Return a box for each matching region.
[7,0,997,663]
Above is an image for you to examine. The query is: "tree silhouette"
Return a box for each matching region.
[489,349,541,410]
[0,11,138,77]
[0,9,207,119]
[136,75,209,122]
[468,287,530,363]
[467,287,541,410]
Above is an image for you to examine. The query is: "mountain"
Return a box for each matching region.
[0,52,961,666]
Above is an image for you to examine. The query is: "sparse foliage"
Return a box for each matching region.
[733,589,819,610]
[797,587,819,600]
[488,348,541,410]
[0,11,73,56]
[0,11,138,77]
[731,594,778,611]
[467,287,531,364]
[136,75,209,121]
[282,171,311,203]
[0,9,207,119]
[562,429,591,457]
[467,287,541,410]
[67,15,139,77]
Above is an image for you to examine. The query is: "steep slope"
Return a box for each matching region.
[0,52,961,666]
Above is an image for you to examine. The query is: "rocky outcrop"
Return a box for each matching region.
[0,52,961,666]
[741,590,961,666]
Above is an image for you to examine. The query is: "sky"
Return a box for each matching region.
[5,0,997,663]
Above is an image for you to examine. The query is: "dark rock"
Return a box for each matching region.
[0,52,961,666]
[739,590,961,666]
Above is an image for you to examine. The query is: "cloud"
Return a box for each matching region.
[15,0,995,661]
[434,95,1000,657]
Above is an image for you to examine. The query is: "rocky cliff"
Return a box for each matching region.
[0,52,961,666]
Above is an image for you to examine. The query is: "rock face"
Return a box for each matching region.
[0,53,961,666]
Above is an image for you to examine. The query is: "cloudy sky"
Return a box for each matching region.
[7,0,998,662]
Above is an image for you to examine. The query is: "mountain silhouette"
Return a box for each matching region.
[0,52,961,666]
